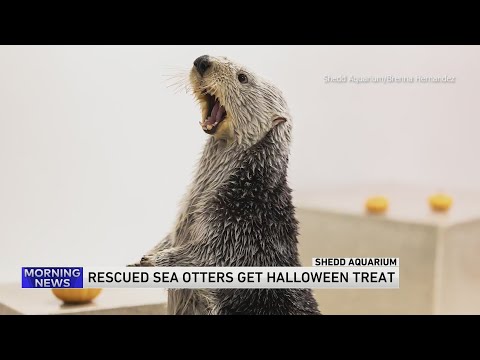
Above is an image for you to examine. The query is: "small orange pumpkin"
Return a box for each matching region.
[429,193,453,212]
[52,288,102,304]
[365,196,389,214]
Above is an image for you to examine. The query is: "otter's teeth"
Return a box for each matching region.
[213,121,218,126]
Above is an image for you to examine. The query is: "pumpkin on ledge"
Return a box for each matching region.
[365,196,389,214]
[52,288,102,304]
[428,193,453,212]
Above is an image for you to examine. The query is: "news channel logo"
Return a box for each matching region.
[22,267,83,288]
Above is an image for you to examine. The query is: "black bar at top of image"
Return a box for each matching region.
[1,6,479,45]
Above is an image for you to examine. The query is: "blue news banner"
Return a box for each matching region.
[22,267,83,288]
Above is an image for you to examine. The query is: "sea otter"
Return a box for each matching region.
[133,55,320,315]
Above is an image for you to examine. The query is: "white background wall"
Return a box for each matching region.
[1,45,479,282]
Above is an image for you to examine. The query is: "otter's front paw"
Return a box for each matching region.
[127,256,156,267]
[126,262,142,267]
[141,251,172,267]
[139,254,157,267]
[129,251,172,267]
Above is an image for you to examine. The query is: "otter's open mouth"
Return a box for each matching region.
[199,92,227,135]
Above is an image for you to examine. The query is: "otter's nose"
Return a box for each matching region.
[194,55,211,76]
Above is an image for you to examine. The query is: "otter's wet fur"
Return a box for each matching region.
[135,56,320,315]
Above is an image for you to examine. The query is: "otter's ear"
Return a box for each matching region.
[272,117,287,127]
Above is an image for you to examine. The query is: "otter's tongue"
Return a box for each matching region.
[205,100,226,126]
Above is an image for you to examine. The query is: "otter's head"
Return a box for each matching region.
[190,55,291,146]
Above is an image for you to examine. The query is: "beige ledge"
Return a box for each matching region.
[0,284,168,315]
[294,184,480,314]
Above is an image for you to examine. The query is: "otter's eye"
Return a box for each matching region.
[238,73,248,84]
